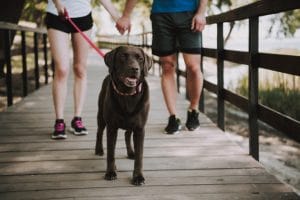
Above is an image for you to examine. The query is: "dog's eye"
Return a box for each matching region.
[135,54,144,62]
[120,53,127,60]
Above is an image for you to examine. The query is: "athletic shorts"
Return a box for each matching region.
[150,11,202,56]
[45,12,93,33]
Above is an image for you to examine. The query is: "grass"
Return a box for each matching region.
[236,75,300,121]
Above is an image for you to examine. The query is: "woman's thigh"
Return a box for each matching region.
[47,29,70,69]
[71,29,92,67]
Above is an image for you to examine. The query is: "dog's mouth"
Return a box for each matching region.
[121,76,139,87]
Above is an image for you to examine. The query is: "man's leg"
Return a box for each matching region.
[160,55,182,134]
[182,53,203,110]
[160,54,177,116]
[183,53,203,131]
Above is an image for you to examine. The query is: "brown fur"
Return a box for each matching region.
[95,46,152,185]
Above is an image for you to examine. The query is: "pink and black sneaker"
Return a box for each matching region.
[52,119,67,139]
[69,116,88,135]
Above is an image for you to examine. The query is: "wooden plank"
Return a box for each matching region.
[0,168,270,184]
[259,53,300,76]
[66,193,300,200]
[0,174,280,192]
[0,137,237,152]
[0,145,247,163]
[0,184,295,200]
[258,104,300,142]
[0,126,228,142]
[0,155,262,175]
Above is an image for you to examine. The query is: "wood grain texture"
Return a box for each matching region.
[0,52,298,200]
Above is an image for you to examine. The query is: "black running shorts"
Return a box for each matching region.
[150,11,202,56]
[45,12,93,33]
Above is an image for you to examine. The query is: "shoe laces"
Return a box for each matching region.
[74,119,84,128]
[55,122,65,132]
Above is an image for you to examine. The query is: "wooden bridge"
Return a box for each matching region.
[1,0,300,199]
[0,52,299,199]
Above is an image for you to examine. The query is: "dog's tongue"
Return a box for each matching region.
[125,77,138,87]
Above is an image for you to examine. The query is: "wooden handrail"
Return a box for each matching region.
[0,21,51,108]
[0,21,46,33]
[207,0,300,24]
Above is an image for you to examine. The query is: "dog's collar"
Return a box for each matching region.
[111,79,143,96]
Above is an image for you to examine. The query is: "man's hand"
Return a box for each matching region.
[116,16,131,35]
[191,13,206,32]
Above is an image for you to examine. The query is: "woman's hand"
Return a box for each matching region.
[53,0,65,17]
[116,16,131,35]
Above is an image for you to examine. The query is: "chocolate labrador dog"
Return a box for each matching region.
[95,46,152,185]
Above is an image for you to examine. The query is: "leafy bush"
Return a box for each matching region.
[236,76,300,121]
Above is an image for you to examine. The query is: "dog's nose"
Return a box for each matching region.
[130,67,139,73]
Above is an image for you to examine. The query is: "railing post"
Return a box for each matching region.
[176,52,180,93]
[34,32,40,89]
[199,32,204,112]
[217,23,225,131]
[21,31,28,97]
[249,17,259,161]
[4,30,13,106]
[43,34,48,84]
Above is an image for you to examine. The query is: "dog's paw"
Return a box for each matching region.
[131,175,145,186]
[127,152,135,160]
[105,171,117,180]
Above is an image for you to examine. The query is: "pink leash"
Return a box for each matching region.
[64,9,105,58]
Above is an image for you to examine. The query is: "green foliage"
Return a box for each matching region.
[236,76,300,121]
[260,87,300,121]
[281,10,300,37]
[21,0,47,26]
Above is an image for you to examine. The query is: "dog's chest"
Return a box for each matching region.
[115,94,143,115]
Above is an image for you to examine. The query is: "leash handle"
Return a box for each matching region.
[64,9,105,58]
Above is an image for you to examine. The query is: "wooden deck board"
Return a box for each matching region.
[0,52,298,199]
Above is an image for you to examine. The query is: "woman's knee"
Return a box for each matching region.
[73,63,87,79]
[54,66,69,81]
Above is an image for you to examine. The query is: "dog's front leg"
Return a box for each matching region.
[125,130,135,159]
[95,122,105,156]
[132,128,145,185]
[105,127,118,180]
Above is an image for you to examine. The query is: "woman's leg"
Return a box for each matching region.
[71,29,91,117]
[48,29,70,120]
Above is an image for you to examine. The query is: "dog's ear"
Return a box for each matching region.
[141,49,153,76]
[104,48,118,72]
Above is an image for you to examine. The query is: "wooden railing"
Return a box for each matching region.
[96,0,300,161]
[0,22,52,108]
[200,0,300,160]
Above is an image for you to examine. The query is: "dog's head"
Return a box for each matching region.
[104,46,153,88]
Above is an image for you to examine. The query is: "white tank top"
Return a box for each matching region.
[46,0,92,18]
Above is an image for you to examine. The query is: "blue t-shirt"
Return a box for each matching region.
[152,0,199,13]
